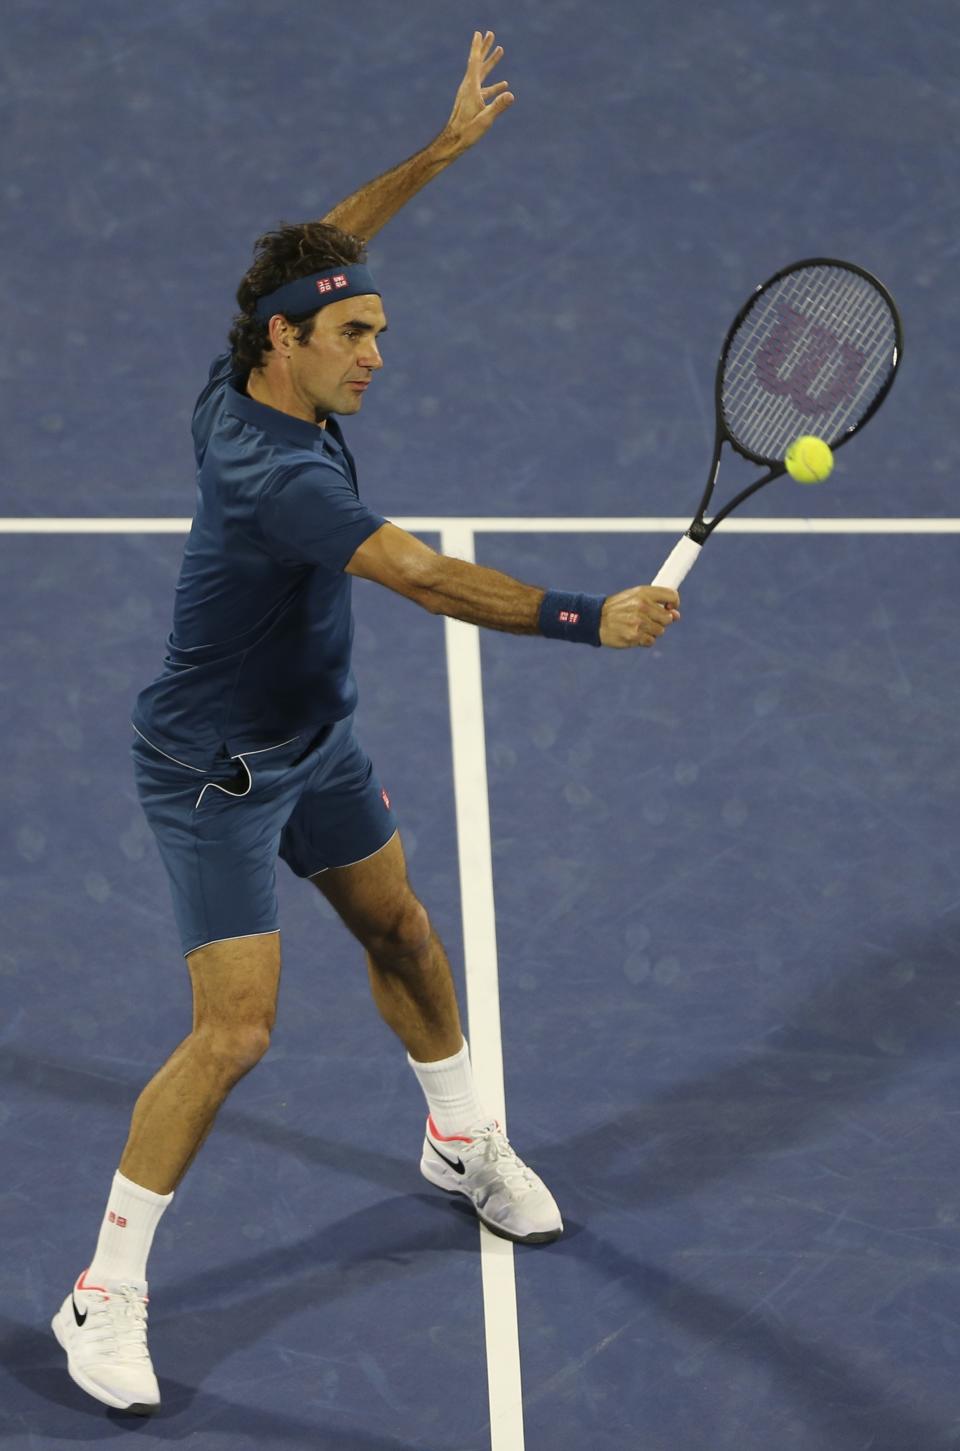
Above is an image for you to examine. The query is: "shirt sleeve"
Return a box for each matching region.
[194,352,233,406]
[206,351,233,383]
[257,462,387,572]
[192,353,236,466]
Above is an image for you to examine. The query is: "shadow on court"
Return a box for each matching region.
[2,1317,431,1448]
[4,907,958,1451]
[525,1234,955,1451]
[0,1048,494,1448]
[0,1046,424,1199]
[0,1190,481,1448]
[529,921,960,1210]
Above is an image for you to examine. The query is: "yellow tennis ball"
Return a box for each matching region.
[785,435,834,483]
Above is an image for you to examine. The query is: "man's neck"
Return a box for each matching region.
[245,369,327,429]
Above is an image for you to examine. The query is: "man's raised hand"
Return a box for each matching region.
[441,31,514,154]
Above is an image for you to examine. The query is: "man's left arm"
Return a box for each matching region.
[320,31,513,241]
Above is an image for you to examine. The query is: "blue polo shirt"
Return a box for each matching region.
[132,352,386,769]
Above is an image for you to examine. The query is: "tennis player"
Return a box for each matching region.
[52,32,680,1414]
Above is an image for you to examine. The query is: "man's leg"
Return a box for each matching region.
[53,931,281,1414]
[313,832,461,1064]
[119,930,282,1193]
[310,833,563,1244]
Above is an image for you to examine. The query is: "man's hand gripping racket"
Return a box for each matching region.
[652,258,903,591]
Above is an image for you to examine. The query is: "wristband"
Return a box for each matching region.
[538,590,604,646]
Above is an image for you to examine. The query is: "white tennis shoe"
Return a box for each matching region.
[420,1116,563,1244]
[51,1269,159,1414]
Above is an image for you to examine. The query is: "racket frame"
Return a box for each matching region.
[687,256,904,544]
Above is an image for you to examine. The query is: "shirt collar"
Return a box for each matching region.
[225,378,345,455]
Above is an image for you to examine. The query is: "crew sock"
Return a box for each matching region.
[408,1038,491,1137]
[85,1171,174,1286]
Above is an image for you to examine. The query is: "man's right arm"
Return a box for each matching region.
[346,522,542,634]
[346,523,680,649]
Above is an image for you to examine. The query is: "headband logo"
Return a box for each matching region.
[315,273,349,297]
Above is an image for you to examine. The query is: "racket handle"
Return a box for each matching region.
[651,534,702,591]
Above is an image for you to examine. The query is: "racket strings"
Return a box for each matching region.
[721,265,898,461]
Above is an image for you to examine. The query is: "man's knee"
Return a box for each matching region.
[196,1020,273,1082]
[366,896,432,963]
[186,932,280,1080]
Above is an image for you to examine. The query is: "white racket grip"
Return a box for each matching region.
[651,534,702,591]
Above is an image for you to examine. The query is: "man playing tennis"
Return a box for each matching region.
[52,32,680,1414]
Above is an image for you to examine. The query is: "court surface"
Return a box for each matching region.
[2,3,959,1449]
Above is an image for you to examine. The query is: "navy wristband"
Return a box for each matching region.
[538,590,605,646]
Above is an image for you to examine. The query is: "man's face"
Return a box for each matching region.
[283,293,387,419]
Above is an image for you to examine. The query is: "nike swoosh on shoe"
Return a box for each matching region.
[427,1141,466,1175]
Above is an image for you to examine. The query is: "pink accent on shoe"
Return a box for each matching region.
[427,1115,475,1145]
[76,1269,109,1296]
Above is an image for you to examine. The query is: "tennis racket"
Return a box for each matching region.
[652,257,903,590]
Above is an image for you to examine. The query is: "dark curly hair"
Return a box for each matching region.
[228,221,368,376]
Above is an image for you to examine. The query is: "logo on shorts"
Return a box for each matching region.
[381,788,391,810]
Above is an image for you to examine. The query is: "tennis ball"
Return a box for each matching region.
[785,435,834,483]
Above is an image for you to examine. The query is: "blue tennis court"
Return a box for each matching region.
[2,3,959,1449]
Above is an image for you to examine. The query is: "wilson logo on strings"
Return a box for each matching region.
[755,305,865,416]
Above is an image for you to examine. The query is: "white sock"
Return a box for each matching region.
[86,1171,173,1286]
[407,1038,491,1136]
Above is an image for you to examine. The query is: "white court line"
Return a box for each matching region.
[1,516,960,534]
[442,521,525,1451]
[3,508,528,1442]
[8,509,957,1441]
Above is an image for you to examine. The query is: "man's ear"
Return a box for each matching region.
[268,315,292,358]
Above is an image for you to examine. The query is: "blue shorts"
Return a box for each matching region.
[131,717,398,957]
